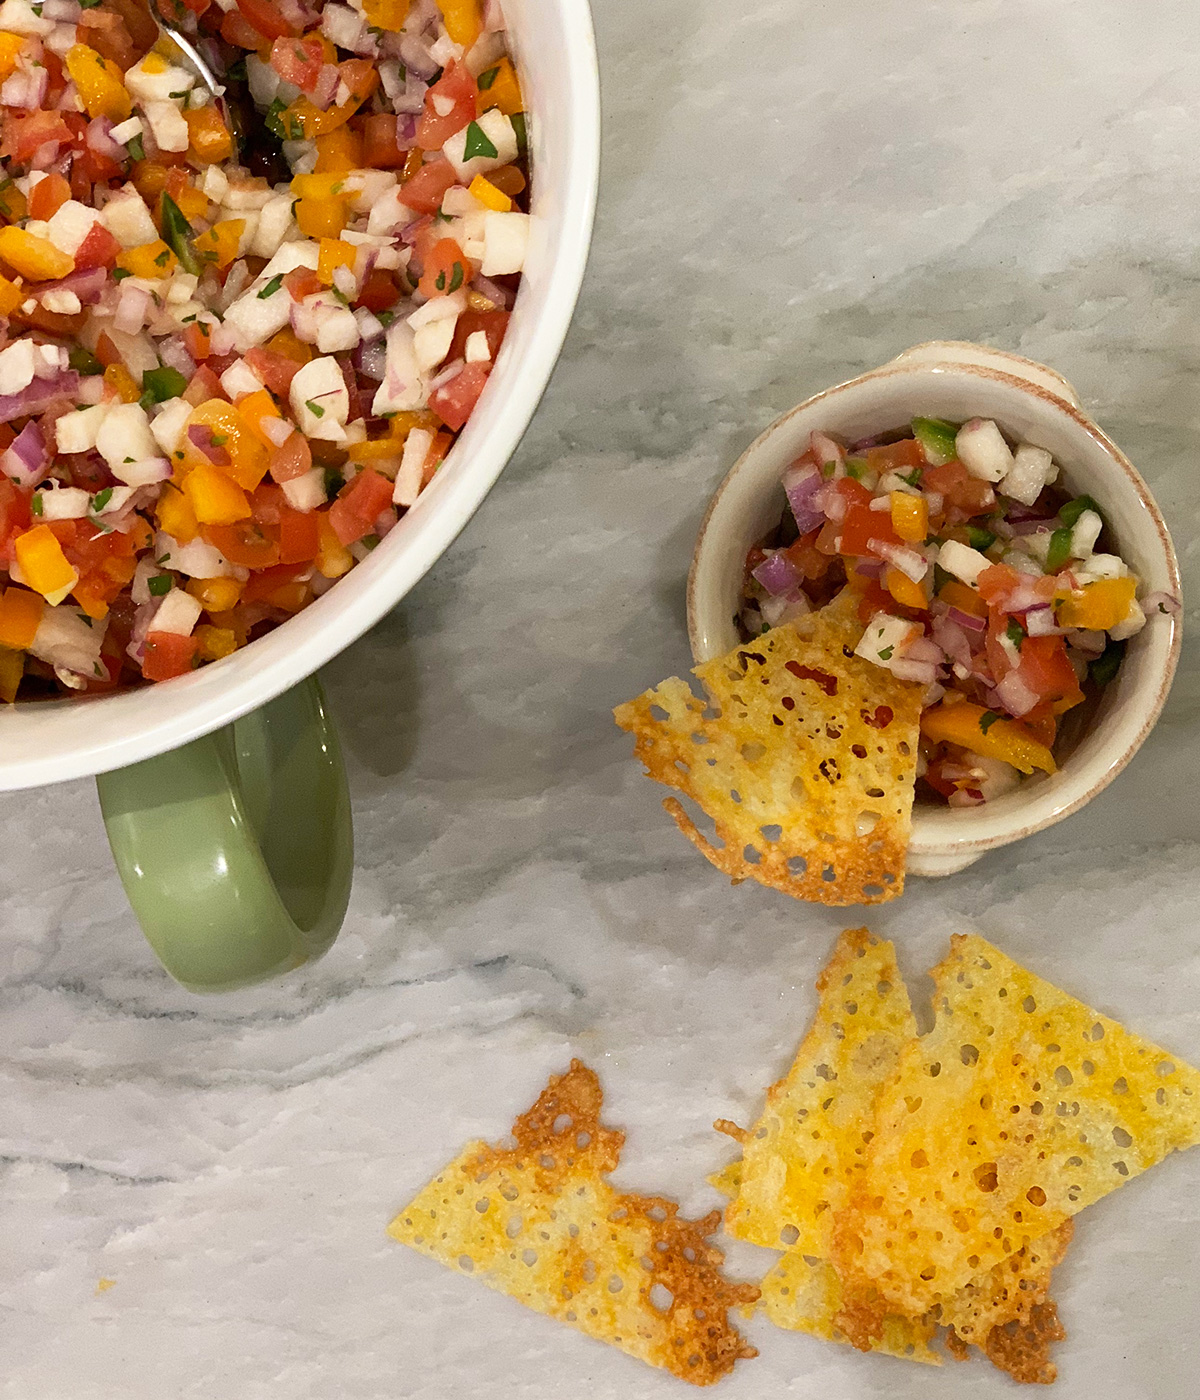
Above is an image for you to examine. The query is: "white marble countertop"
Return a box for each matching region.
[3,1,1200,1395]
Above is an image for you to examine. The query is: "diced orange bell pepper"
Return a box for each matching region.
[182,466,252,525]
[184,106,233,164]
[294,197,345,240]
[315,513,353,578]
[28,172,70,222]
[235,388,284,448]
[0,586,45,649]
[921,701,1056,775]
[475,55,523,117]
[192,219,245,269]
[161,168,210,225]
[277,61,378,139]
[468,174,512,212]
[0,645,22,702]
[186,576,244,613]
[116,239,178,280]
[195,624,239,661]
[317,237,356,286]
[485,164,526,199]
[885,565,928,611]
[103,363,140,404]
[65,44,132,122]
[890,491,929,543]
[364,0,410,26]
[1055,576,1137,632]
[0,226,73,281]
[14,526,79,604]
[156,483,199,541]
[183,401,268,491]
[436,0,480,46]
[0,274,22,317]
[938,577,988,619]
[0,32,25,81]
[313,127,363,173]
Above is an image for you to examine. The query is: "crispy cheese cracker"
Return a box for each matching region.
[613,609,923,905]
[834,935,1200,1340]
[389,1060,759,1387]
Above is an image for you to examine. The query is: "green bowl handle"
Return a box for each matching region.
[96,677,353,993]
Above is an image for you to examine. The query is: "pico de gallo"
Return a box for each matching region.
[0,0,528,697]
[740,417,1179,806]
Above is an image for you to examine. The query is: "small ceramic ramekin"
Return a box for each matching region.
[688,342,1182,876]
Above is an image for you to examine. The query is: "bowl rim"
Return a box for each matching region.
[0,0,603,792]
[687,348,1182,861]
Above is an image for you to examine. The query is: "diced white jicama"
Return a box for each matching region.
[444,108,518,182]
[130,556,162,605]
[100,187,158,247]
[1109,598,1147,641]
[56,404,109,454]
[464,330,491,363]
[428,32,463,66]
[151,588,203,637]
[224,286,290,349]
[413,316,456,371]
[937,538,992,586]
[1073,552,1129,583]
[281,468,327,512]
[29,606,105,676]
[91,485,139,517]
[41,288,80,315]
[877,469,919,496]
[109,115,144,145]
[222,181,275,211]
[0,0,53,36]
[0,340,36,395]
[35,485,90,519]
[955,418,1014,483]
[166,274,198,305]
[155,530,237,578]
[260,240,320,280]
[366,187,417,236]
[441,185,485,218]
[44,199,98,255]
[480,210,529,276]
[372,320,425,415]
[124,53,195,104]
[143,101,189,153]
[343,169,398,215]
[1069,507,1103,558]
[854,611,919,669]
[393,427,432,506]
[233,211,261,257]
[250,194,297,258]
[290,356,350,441]
[246,53,280,107]
[199,164,229,202]
[219,358,265,400]
[322,3,367,49]
[96,403,159,473]
[33,341,67,377]
[150,397,191,456]
[1000,442,1058,505]
[295,292,360,353]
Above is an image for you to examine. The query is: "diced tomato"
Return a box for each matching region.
[28,173,70,222]
[2,111,73,165]
[1018,702,1058,749]
[400,159,458,214]
[419,237,472,299]
[250,481,286,527]
[1016,635,1084,714]
[284,266,322,301]
[183,320,213,361]
[235,0,299,40]
[75,145,123,184]
[267,431,312,483]
[201,520,281,570]
[220,8,271,47]
[355,267,401,313]
[142,631,199,681]
[922,459,995,518]
[362,114,411,169]
[72,221,119,271]
[830,478,903,558]
[183,364,227,406]
[278,505,321,563]
[429,363,490,432]
[0,478,31,553]
[449,309,510,364]
[328,468,393,545]
[782,529,833,582]
[852,577,894,625]
[863,438,926,474]
[416,62,477,151]
[976,562,1021,609]
[245,346,303,396]
[270,34,325,92]
[13,304,88,337]
[77,9,141,69]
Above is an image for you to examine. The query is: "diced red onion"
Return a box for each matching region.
[871,538,928,582]
[760,587,811,628]
[0,66,48,110]
[0,370,79,419]
[208,322,239,356]
[1142,590,1181,617]
[85,116,124,161]
[810,431,844,469]
[782,461,823,534]
[853,559,884,580]
[113,283,150,334]
[993,669,1039,718]
[947,605,986,634]
[470,274,514,309]
[1022,604,1064,638]
[188,423,230,467]
[398,33,439,78]
[31,139,61,169]
[428,357,464,392]
[0,420,48,487]
[37,265,107,307]
[903,635,945,666]
[157,336,196,378]
[888,657,937,685]
[931,616,972,667]
[848,435,881,453]
[752,550,803,597]
[819,482,846,523]
[354,338,387,381]
[482,0,505,30]
[311,63,340,110]
[1010,517,1056,537]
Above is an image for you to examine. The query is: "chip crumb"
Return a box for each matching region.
[95,1278,116,1294]
[389,1060,759,1386]
[613,607,923,906]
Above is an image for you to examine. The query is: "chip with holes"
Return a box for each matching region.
[388,1060,759,1386]
[833,934,1200,1342]
[613,607,922,905]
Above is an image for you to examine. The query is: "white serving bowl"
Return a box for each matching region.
[0,0,600,791]
[688,343,1182,876]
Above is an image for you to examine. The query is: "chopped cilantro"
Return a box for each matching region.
[147,573,172,597]
[979,710,1001,734]
[68,345,102,375]
[462,121,499,162]
[30,494,42,516]
[139,365,187,410]
[478,65,499,90]
[510,111,528,155]
[258,273,284,299]
[1005,618,1024,649]
[305,400,325,418]
[91,487,113,513]
[113,267,132,281]
[877,645,894,661]
[127,133,144,162]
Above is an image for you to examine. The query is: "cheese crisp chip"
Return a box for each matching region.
[834,935,1200,1340]
[613,609,923,905]
[389,1060,759,1387]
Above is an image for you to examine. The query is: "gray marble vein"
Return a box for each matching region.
[3,0,1200,1395]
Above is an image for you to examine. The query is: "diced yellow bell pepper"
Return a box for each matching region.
[291,173,350,201]
[195,624,239,662]
[277,67,377,141]
[364,0,410,27]
[187,576,243,613]
[65,44,132,122]
[0,644,22,702]
[383,409,438,441]
[161,183,209,225]
[116,239,177,280]
[184,106,233,165]
[234,388,284,448]
[316,513,353,578]
[0,273,22,316]
[266,327,314,366]
[14,526,79,605]
[937,577,988,619]
[921,700,1056,776]
[436,0,480,47]
[885,565,928,611]
[184,400,268,492]
[295,197,346,240]
[192,218,245,269]
[0,226,73,281]
[0,31,25,80]
[1055,576,1137,632]
[476,56,523,117]
[313,127,363,173]
[317,238,355,286]
[890,491,929,543]
[468,174,512,212]
[156,482,199,542]
[103,363,140,404]
[182,465,251,525]
[0,585,44,649]
[346,438,403,465]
